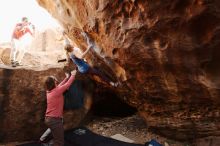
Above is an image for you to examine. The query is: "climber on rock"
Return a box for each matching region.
[64,32,119,87]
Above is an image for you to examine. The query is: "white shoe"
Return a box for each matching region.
[40,128,51,142]
[16,61,23,66]
[11,60,16,67]
[110,82,114,86]
[110,82,119,87]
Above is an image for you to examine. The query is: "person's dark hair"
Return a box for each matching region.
[45,76,58,91]
[22,17,28,22]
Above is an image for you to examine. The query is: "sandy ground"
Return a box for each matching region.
[86,114,188,146]
[0,114,188,146]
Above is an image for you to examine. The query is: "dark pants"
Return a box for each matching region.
[87,67,111,84]
[45,117,64,146]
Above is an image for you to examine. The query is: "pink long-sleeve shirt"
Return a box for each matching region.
[45,75,75,118]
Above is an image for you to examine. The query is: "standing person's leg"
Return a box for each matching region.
[10,39,18,66]
[45,117,64,146]
[17,34,31,64]
[16,46,26,65]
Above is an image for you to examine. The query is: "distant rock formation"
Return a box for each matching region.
[0,28,66,67]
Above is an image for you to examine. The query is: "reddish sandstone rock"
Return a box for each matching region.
[36,0,220,141]
[1,0,220,143]
[0,68,93,142]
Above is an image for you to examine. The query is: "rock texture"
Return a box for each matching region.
[36,0,220,141]
[30,28,64,52]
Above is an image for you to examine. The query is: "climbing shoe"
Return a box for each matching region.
[11,60,16,67]
[110,81,121,87]
[15,61,23,66]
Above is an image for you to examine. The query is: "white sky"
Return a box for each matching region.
[0,0,62,43]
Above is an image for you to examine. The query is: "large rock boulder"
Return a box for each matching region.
[0,67,92,142]
[37,0,220,141]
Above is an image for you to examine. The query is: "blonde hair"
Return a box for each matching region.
[64,44,73,52]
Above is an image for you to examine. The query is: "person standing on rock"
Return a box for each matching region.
[65,42,119,87]
[44,70,76,146]
[10,17,35,67]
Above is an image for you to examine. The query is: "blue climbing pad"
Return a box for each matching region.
[145,139,163,146]
[64,127,144,146]
[17,127,162,146]
[64,80,85,110]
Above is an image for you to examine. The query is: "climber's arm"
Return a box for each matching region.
[80,45,93,59]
